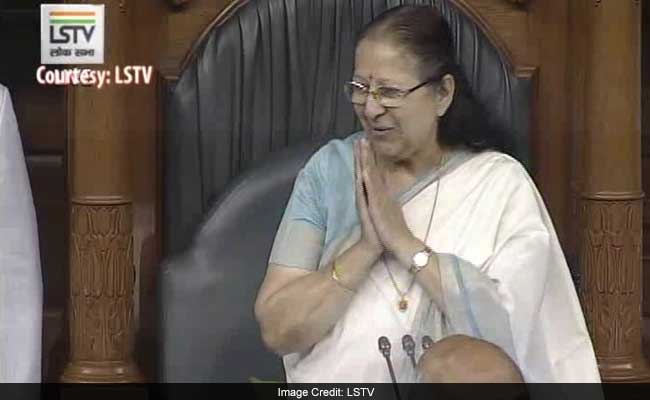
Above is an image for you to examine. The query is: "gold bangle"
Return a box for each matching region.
[331,259,356,293]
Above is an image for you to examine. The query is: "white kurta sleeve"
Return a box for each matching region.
[0,84,43,382]
[436,161,598,382]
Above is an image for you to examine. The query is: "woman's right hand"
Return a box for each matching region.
[354,140,383,256]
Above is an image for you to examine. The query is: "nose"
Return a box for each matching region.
[363,93,386,120]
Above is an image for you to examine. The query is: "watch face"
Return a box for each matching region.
[413,251,429,267]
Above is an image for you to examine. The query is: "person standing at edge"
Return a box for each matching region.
[0,83,43,382]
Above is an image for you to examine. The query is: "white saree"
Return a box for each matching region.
[269,133,600,383]
[0,84,42,382]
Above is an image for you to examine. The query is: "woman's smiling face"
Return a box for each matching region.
[352,38,446,164]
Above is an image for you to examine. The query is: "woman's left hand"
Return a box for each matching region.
[358,138,417,256]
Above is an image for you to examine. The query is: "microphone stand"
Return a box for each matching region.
[402,334,417,369]
[378,336,402,400]
[422,335,434,351]
[401,335,418,400]
[412,336,435,385]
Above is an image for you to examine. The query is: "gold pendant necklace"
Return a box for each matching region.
[383,153,447,312]
[383,255,416,312]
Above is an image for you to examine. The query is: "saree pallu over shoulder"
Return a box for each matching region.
[270,135,600,383]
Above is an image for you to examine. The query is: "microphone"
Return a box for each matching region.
[378,336,402,400]
[402,334,417,369]
[422,335,434,350]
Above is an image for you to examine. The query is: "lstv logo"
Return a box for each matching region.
[49,10,97,44]
[41,4,104,65]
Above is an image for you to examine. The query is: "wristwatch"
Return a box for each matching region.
[409,246,433,275]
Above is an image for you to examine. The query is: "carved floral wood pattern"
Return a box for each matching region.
[580,199,643,357]
[70,204,135,360]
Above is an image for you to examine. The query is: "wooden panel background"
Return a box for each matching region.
[1,0,647,381]
[642,0,650,318]
[642,0,649,348]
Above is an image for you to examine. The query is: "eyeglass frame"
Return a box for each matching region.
[343,76,440,108]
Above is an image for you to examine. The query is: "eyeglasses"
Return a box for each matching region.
[343,78,436,108]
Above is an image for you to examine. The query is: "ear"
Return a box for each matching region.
[435,74,455,117]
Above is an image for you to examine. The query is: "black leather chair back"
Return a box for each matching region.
[160,141,321,382]
[160,0,532,382]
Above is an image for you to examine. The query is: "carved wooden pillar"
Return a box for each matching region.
[579,0,650,382]
[62,0,142,382]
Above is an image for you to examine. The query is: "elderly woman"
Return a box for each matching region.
[254,5,599,383]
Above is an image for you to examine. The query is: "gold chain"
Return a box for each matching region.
[382,152,448,312]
